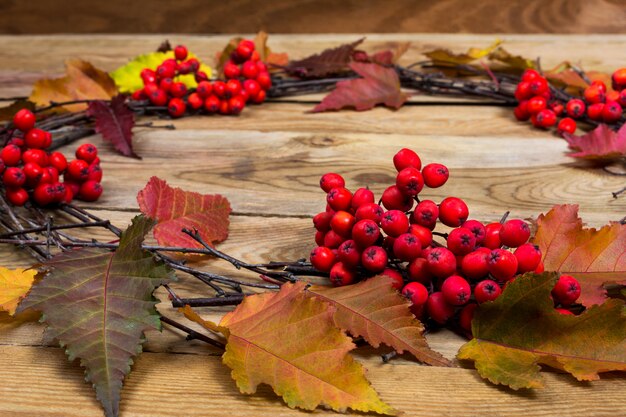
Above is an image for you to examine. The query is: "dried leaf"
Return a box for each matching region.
[424,39,501,65]
[0,99,36,122]
[16,215,174,417]
[544,61,611,93]
[532,204,626,307]
[355,42,411,66]
[458,272,626,389]
[562,124,626,161]
[29,59,118,112]
[488,47,535,71]
[87,95,138,159]
[286,38,364,78]
[0,267,37,316]
[313,62,408,112]
[254,31,289,69]
[110,51,212,94]
[156,40,172,53]
[215,36,243,74]
[308,275,450,366]
[214,281,396,414]
[137,176,231,250]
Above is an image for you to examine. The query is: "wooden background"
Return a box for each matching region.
[1,0,626,34]
[0,34,625,416]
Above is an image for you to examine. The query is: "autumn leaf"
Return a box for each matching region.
[313,62,408,112]
[308,275,450,367]
[137,176,231,250]
[423,39,501,65]
[532,204,626,307]
[110,51,212,94]
[562,123,626,162]
[458,272,626,390]
[16,215,174,417]
[254,31,289,69]
[185,281,396,414]
[488,47,535,71]
[0,267,37,316]
[286,38,364,78]
[353,43,411,67]
[88,95,139,158]
[544,62,611,93]
[29,59,118,112]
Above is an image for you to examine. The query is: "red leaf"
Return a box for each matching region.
[563,123,626,161]
[286,38,364,78]
[87,95,139,159]
[313,62,408,112]
[137,177,231,249]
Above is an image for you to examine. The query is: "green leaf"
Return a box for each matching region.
[16,215,174,417]
[110,51,212,94]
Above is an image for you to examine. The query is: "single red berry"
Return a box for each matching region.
[320,173,345,192]
[212,81,227,98]
[313,211,332,232]
[441,275,471,305]
[149,88,168,106]
[186,58,200,73]
[330,210,356,237]
[361,246,388,273]
[226,79,242,97]
[159,77,174,92]
[229,95,246,115]
[243,79,261,98]
[64,180,80,197]
[532,108,557,128]
[584,84,605,104]
[251,89,267,104]
[483,222,503,249]
[426,292,455,324]
[410,200,438,230]
[514,243,542,273]
[51,181,67,203]
[488,249,518,281]
[535,261,545,273]
[174,45,188,61]
[446,227,476,256]
[67,159,90,182]
[402,281,429,317]
[140,68,157,84]
[256,72,272,90]
[3,167,25,187]
[22,149,48,167]
[168,98,186,117]
[602,101,622,123]
[8,137,24,148]
[5,187,28,206]
[33,183,57,206]
[459,303,477,333]
[355,203,384,224]
[178,62,193,75]
[514,102,530,121]
[87,164,103,182]
[591,80,607,93]
[422,163,449,188]
[39,169,52,184]
[351,187,375,209]
[46,166,59,183]
[223,62,241,79]
[514,82,532,101]
[607,90,620,102]
[13,108,36,131]
[352,219,381,248]
[611,68,626,90]
[427,247,457,278]
[499,219,530,247]
[557,117,577,135]
[521,69,541,83]
[381,185,413,211]
[407,258,432,284]
[170,82,187,98]
[23,162,43,184]
[528,77,548,96]
[235,44,254,62]
[327,187,353,211]
[0,144,22,166]
[187,92,203,110]
[24,128,47,149]
[526,96,547,115]
[315,231,325,246]
[408,224,432,248]
[195,71,208,83]
[256,61,267,72]
[77,180,103,202]
[393,148,421,171]
[461,249,490,280]
[329,262,356,287]
[549,101,564,116]
[156,63,176,79]
[382,268,404,290]
[474,279,502,303]
[462,219,486,244]
[204,95,220,113]
[75,144,98,163]
[438,197,469,227]
[396,167,424,196]
[551,274,581,306]
[393,233,422,262]
[218,99,231,115]
[588,103,605,121]
[381,210,409,237]
[48,152,67,173]
[323,230,345,249]
[310,246,336,272]
[196,81,213,98]
[241,61,259,79]
[556,308,574,315]
[566,99,586,119]
[337,239,361,267]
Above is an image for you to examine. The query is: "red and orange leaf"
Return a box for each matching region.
[458,272,626,390]
[360,42,411,66]
[254,31,289,69]
[215,281,396,414]
[532,204,626,306]
[286,38,364,78]
[29,59,118,112]
[563,123,626,161]
[308,275,450,367]
[88,95,138,159]
[0,267,37,316]
[137,176,231,249]
[313,62,408,112]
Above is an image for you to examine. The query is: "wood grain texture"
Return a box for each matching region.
[0,34,624,417]
[1,0,626,34]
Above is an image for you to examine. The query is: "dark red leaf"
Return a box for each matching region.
[563,123,626,162]
[312,62,408,112]
[286,38,364,78]
[88,95,139,159]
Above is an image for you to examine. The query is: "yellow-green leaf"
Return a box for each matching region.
[0,267,37,316]
[424,39,501,65]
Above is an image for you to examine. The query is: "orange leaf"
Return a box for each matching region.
[0,267,37,316]
[29,59,118,112]
[136,177,231,250]
[532,204,626,306]
[214,281,396,414]
[254,31,289,69]
[308,275,450,367]
[458,272,626,389]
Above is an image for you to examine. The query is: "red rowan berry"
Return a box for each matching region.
[381,209,409,237]
[606,90,620,102]
[483,222,502,249]
[149,88,168,106]
[411,200,439,229]
[13,108,36,131]
[408,224,432,248]
[159,77,174,92]
[87,163,103,182]
[557,117,577,134]
[229,96,246,115]
[329,262,356,286]
[396,167,424,196]
[33,183,57,206]
[514,243,542,273]
[315,230,325,246]
[441,275,471,305]
[427,247,457,278]
[499,219,530,247]
[474,279,502,303]
[459,303,477,333]
[212,81,227,98]
[75,143,98,163]
[528,78,549,96]
[361,246,388,272]
[393,233,422,262]
[382,268,404,290]
[584,84,605,104]
[195,71,208,83]
[251,89,267,104]
[204,95,220,113]
[355,203,384,224]
[22,149,48,167]
[611,67,626,90]
[256,72,272,90]
[462,219,486,244]
[514,102,530,121]
[67,159,90,181]
[422,163,449,188]
[446,227,476,255]
[337,239,361,267]
[241,61,259,79]
[186,58,200,72]
[426,292,455,324]
[323,229,345,249]
[24,128,47,149]
[78,180,103,202]
[352,219,380,248]
[156,64,176,79]
[327,187,352,211]
[532,108,556,128]
[549,101,564,116]
[438,197,469,227]
[170,82,187,98]
[223,62,241,79]
[566,98,586,119]
[226,79,242,97]
[351,187,375,209]
[514,82,532,101]
[402,281,429,315]
[320,172,345,193]
[23,162,43,183]
[602,101,622,123]
[313,211,332,232]
[3,167,25,187]
[310,246,336,272]
[243,79,261,98]
[521,69,541,82]
[381,185,413,211]
[187,92,203,110]
[552,274,581,306]
[330,211,355,237]
[461,249,490,280]
[0,144,22,166]
[196,81,213,98]
[174,45,188,61]
[393,148,421,171]
[526,96,547,115]
[235,43,254,61]
[6,187,28,206]
[488,249,518,281]
[556,308,574,315]
[408,257,432,284]
[218,99,231,115]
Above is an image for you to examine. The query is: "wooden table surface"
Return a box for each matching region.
[0,34,624,417]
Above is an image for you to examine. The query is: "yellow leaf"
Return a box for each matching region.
[29,60,118,112]
[424,39,502,65]
[0,267,37,316]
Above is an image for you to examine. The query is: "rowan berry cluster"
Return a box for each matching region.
[309,148,582,334]
[131,41,271,118]
[514,68,626,133]
[1,109,103,206]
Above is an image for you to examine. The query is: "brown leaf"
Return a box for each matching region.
[286,38,364,78]
[87,95,138,158]
[532,204,626,306]
[156,40,172,53]
[312,62,408,112]
[29,59,118,112]
[563,124,626,162]
[254,31,289,69]
[308,275,450,366]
